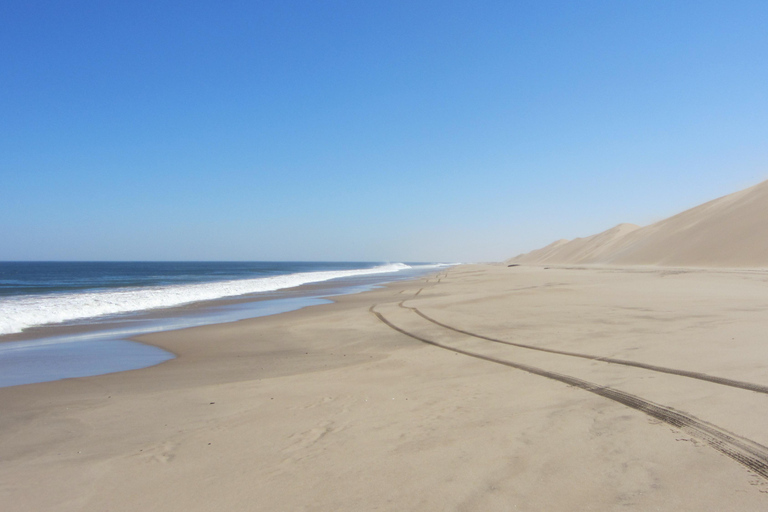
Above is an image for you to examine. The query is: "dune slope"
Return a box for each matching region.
[512,179,768,267]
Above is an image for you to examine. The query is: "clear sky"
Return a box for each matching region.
[2,1,767,262]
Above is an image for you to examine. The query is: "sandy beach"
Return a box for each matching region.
[3,263,768,511]
[5,2,768,510]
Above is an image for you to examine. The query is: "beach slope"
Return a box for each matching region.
[3,264,768,510]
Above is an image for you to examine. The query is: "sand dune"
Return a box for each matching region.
[513,223,640,265]
[512,179,768,267]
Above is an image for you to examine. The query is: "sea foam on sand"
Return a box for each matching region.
[0,263,416,335]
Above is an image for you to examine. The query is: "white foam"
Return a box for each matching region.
[0,263,415,335]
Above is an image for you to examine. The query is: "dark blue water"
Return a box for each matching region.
[0,261,404,297]
[0,261,448,387]
[0,261,430,336]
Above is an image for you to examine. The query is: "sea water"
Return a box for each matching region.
[0,261,449,387]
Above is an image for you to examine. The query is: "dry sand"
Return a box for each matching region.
[513,178,768,267]
[3,264,768,511]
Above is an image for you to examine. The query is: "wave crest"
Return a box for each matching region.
[0,263,413,335]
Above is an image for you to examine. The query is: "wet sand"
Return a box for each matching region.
[2,264,768,510]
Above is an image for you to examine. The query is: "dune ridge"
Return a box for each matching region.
[512,179,768,267]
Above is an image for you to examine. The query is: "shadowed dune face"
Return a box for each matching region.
[511,179,768,268]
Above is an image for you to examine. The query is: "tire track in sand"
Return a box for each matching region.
[403,304,768,395]
[370,304,768,480]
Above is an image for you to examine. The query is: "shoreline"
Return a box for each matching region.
[0,263,444,343]
[0,265,444,388]
[2,264,768,510]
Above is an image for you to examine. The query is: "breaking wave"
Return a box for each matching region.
[0,263,415,335]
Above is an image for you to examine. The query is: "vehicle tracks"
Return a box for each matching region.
[402,302,768,395]
[371,303,768,480]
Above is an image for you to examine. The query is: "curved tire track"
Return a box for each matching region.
[404,304,768,395]
[371,304,768,480]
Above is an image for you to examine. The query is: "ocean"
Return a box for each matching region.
[0,261,448,387]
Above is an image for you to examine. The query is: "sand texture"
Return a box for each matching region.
[512,179,768,267]
[3,264,768,510]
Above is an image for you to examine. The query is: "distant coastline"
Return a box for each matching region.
[0,261,449,336]
[0,262,450,387]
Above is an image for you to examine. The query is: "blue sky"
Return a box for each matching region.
[2,1,767,262]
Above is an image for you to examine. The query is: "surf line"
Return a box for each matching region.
[370,304,768,481]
